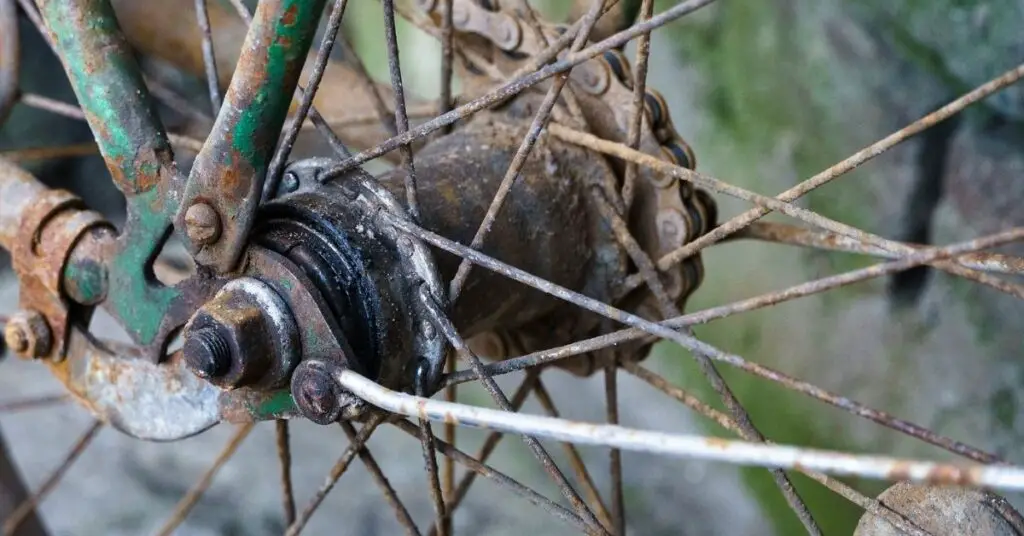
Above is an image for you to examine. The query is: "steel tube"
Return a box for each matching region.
[0,157,50,252]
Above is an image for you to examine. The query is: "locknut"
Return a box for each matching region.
[182,278,299,389]
[3,310,52,359]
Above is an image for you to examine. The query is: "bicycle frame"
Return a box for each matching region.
[0,0,327,433]
[38,0,325,345]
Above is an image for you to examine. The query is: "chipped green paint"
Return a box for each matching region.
[38,0,174,195]
[252,389,297,420]
[40,0,183,346]
[183,0,325,272]
[228,0,322,173]
[108,190,180,344]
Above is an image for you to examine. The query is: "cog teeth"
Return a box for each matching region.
[660,138,696,170]
[602,49,634,90]
[644,90,669,128]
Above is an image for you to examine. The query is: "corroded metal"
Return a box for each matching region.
[177,0,327,273]
[0,158,110,361]
[182,277,299,389]
[0,0,17,127]
[855,483,1024,536]
[37,0,187,350]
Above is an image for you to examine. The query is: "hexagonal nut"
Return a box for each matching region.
[183,278,298,389]
[854,482,1023,536]
[3,310,52,359]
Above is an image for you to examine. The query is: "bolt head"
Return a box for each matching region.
[184,202,221,246]
[3,310,52,359]
[291,360,344,425]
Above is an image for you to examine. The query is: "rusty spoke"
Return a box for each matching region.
[0,394,69,414]
[0,143,98,162]
[382,0,421,220]
[396,216,1019,464]
[275,420,296,526]
[437,0,454,137]
[323,0,719,178]
[620,0,654,209]
[654,62,1024,268]
[549,123,1024,301]
[415,364,446,536]
[193,0,221,112]
[603,364,624,536]
[2,420,103,536]
[418,292,608,535]
[339,421,421,536]
[532,379,615,532]
[447,0,607,303]
[142,73,214,128]
[595,188,821,531]
[155,423,254,536]
[622,362,933,536]
[285,412,385,536]
[734,221,1024,276]
[428,372,539,536]
[19,93,84,121]
[265,0,350,194]
[391,418,595,535]
[446,226,1024,394]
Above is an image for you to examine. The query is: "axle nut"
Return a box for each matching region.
[182,278,299,389]
[3,310,52,359]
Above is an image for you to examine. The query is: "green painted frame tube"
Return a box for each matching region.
[179,0,327,273]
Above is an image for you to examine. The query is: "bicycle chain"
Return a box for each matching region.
[417,0,718,373]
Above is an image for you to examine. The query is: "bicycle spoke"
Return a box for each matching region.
[155,423,254,536]
[446,226,1024,391]
[0,394,69,414]
[429,372,539,536]
[532,379,615,532]
[597,191,821,532]
[323,0,719,178]
[620,0,653,209]
[193,0,221,112]
[397,216,1019,463]
[275,420,296,526]
[622,362,933,536]
[339,421,421,536]
[2,419,103,536]
[341,371,1024,492]
[19,93,83,120]
[418,291,608,535]
[549,123,1024,300]
[286,412,385,536]
[391,418,594,535]
[603,364,624,536]
[447,0,608,303]
[437,0,454,136]
[416,365,446,536]
[382,0,420,221]
[142,73,214,127]
[1,143,98,162]
[655,61,1024,269]
[14,0,51,49]
[734,221,1024,276]
[265,0,350,193]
